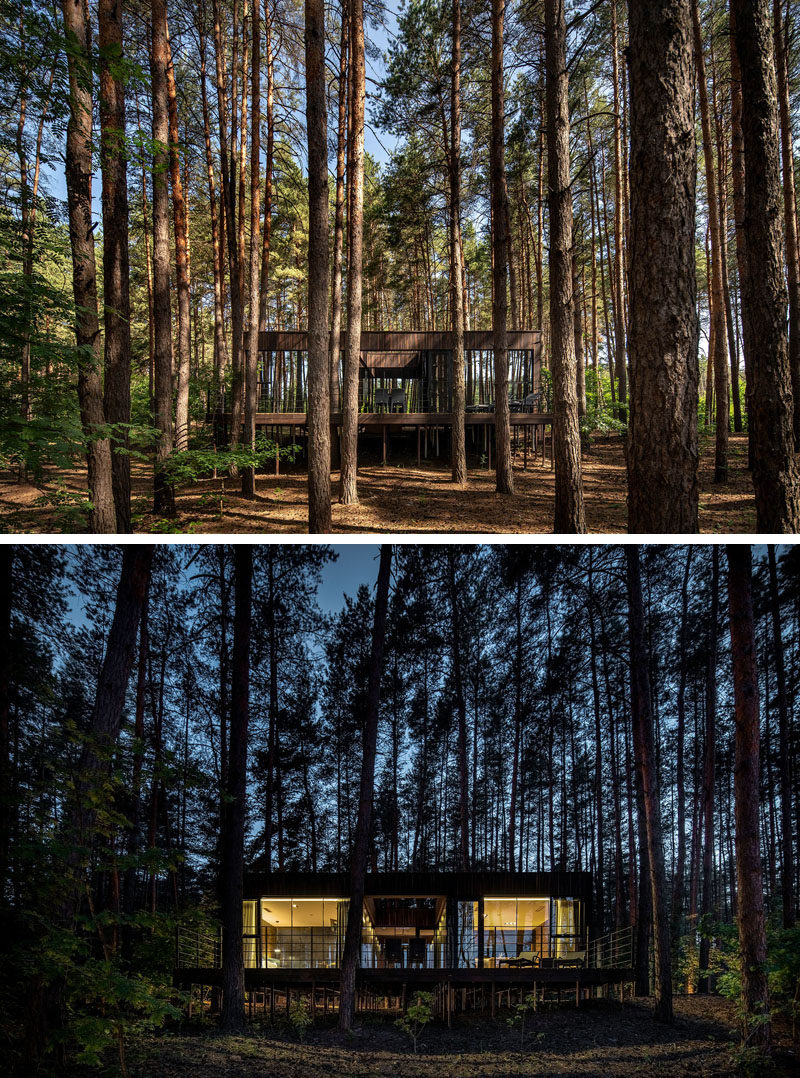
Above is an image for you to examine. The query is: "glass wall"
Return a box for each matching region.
[481,897,550,967]
[244,898,348,969]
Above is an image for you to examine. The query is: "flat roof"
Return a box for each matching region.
[257,329,543,353]
[243,870,592,904]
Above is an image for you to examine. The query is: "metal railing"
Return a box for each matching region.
[589,924,634,969]
[176,925,222,969]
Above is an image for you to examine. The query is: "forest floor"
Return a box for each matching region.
[0,432,757,534]
[123,997,798,1077]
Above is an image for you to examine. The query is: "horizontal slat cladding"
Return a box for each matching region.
[243,870,592,901]
[257,330,543,352]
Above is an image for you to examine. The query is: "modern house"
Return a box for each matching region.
[219,329,552,469]
[241,870,589,973]
[175,870,634,1013]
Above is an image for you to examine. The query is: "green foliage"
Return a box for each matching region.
[160,437,300,490]
[394,991,433,1054]
[505,992,539,1049]
[579,407,627,450]
[288,997,312,1042]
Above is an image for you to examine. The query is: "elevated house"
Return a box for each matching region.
[175,870,634,1014]
[219,329,552,468]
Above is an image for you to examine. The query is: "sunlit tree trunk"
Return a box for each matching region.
[491,0,513,494]
[450,0,467,485]
[774,0,800,446]
[166,23,192,451]
[329,2,348,423]
[339,0,365,505]
[150,0,175,515]
[242,0,261,498]
[305,0,331,530]
[61,0,116,532]
[692,0,728,481]
[545,0,584,531]
[732,0,800,530]
[98,0,131,531]
[627,0,699,532]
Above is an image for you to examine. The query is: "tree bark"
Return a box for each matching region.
[767,545,794,927]
[626,546,673,1023]
[339,0,365,505]
[491,0,513,494]
[450,0,467,485]
[726,544,772,1052]
[773,0,800,446]
[166,23,192,451]
[610,0,627,418]
[62,546,154,925]
[545,0,585,531]
[338,545,392,1030]
[732,0,800,531]
[329,2,348,420]
[60,0,116,533]
[692,0,728,482]
[98,0,131,531]
[242,0,262,498]
[627,0,699,532]
[150,0,175,515]
[305,0,331,531]
[220,545,252,1031]
[699,546,718,990]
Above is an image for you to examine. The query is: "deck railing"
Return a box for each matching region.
[176,924,222,969]
[588,924,634,969]
[176,921,634,972]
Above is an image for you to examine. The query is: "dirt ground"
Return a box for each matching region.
[0,433,758,534]
[124,997,796,1077]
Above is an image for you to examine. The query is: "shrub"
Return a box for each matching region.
[395,991,433,1054]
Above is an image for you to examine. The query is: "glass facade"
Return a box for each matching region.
[243,897,348,969]
[243,893,584,970]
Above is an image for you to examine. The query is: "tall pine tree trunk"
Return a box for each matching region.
[692,0,728,481]
[491,0,513,494]
[450,0,467,485]
[338,546,392,1029]
[773,0,800,446]
[767,545,794,927]
[626,546,673,1023]
[220,545,252,1031]
[151,0,175,515]
[545,0,585,531]
[60,0,116,532]
[726,544,772,1052]
[627,0,699,532]
[166,23,192,451]
[242,0,262,497]
[305,0,331,530]
[732,0,800,530]
[329,2,348,422]
[98,0,131,531]
[339,0,365,505]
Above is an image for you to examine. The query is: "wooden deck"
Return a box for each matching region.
[245,411,553,427]
[174,964,634,993]
[224,411,554,470]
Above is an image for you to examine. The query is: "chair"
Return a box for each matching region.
[408,938,426,968]
[384,938,403,968]
[374,387,390,411]
[556,949,586,969]
[524,392,541,412]
[503,950,539,968]
[390,388,406,413]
